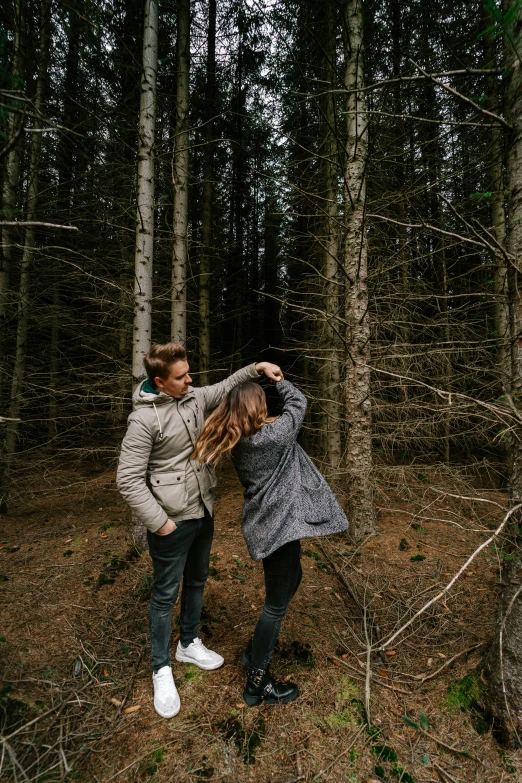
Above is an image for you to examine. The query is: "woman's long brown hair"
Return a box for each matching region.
[192,382,271,464]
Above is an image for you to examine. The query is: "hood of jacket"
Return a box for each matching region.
[132,379,195,409]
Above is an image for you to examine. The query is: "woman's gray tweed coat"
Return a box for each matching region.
[232,380,348,560]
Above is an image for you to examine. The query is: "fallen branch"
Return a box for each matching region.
[376,504,522,652]
[1,683,90,742]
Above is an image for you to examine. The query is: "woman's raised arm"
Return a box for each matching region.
[266,380,307,442]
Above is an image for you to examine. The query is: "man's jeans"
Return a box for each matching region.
[250,539,302,671]
[147,511,214,672]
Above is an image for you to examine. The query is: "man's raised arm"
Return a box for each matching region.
[201,362,283,413]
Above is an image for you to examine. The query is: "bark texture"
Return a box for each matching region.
[342,0,376,539]
[171,0,190,345]
[132,0,158,381]
[198,0,216,385]
[320,0,342,477]
[483,0,522,746]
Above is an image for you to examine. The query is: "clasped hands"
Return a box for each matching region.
[255,361,284,382]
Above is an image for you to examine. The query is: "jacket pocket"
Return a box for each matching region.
[302,484,330,524]
[149,471,188,514]
[206,463,217,491]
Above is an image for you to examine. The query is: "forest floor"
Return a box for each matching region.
[1,458,522,783]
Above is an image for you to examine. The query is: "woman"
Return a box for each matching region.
[193,378,348,706]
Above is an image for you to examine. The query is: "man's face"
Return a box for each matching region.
[154,360,192,398]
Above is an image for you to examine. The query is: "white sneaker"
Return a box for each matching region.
[175,638,224,670]
[152,665,180,718]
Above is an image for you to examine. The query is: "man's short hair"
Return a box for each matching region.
[143,343,187,382]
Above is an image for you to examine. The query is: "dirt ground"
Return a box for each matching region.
[1,458,522,783]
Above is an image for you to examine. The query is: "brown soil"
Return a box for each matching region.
[1,459,521,782]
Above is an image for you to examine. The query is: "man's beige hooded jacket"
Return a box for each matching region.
[116,364,259,532]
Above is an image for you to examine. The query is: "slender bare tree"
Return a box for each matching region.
[483,0,522,744]
[198,0,216,384]
[171,0,190,345]
[0,0,26,376]
[0,0,51,512]
[132,0,158,382]
[319,0,343,477]
[342,0,376,539]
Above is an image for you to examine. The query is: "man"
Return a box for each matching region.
[116,343,282,718]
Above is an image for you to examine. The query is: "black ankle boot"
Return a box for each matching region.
[243,667,298,706]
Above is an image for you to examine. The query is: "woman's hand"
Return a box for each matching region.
[154,519,177,536]
[255,361,284,382]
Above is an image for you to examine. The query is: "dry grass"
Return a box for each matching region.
[1,458,521,782]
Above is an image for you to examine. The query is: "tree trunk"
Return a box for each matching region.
[0,0,26,390]
[0,0,50,512]
[48,285,59,442]
[483,0,522,746]
[171,0,190,346]
[199,0,216,385]
[342,0,376,539]
[133,0,158,382]
[319,0,342,478]
[484,30,509,394]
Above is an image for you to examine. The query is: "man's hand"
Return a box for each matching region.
[154,519,177,536]
[255,361,284,382]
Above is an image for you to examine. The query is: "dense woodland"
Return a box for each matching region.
[3,0,522,762]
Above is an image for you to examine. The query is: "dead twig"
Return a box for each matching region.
[419,728,478,762]
[111,642,146,722]
[414,644,484,685]
[363,600,372,726]
[0,221,78,230]
[434,762,461,783]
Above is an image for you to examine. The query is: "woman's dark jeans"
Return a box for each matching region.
[147,511,214,672]
[250,539,302,671]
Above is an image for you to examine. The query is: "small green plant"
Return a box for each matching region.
[151,746,167,764]
[502,751,516,774]
[326,710,355,730]
[63,549,74,557]
[392,765,414,782]
[372,745,398,762]
[445,674,480,712]
[410,554,426,562]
